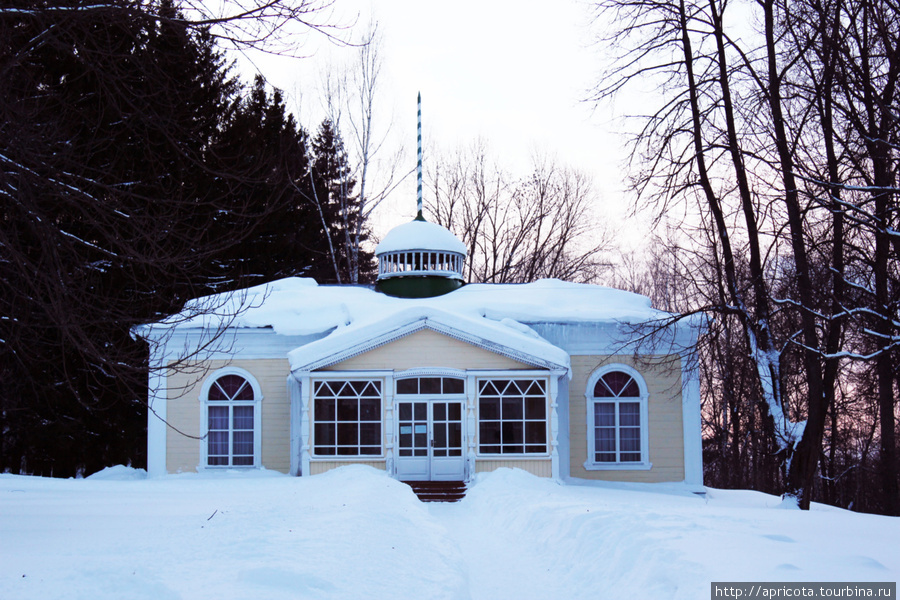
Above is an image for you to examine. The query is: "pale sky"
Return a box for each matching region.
[238,0,635,239]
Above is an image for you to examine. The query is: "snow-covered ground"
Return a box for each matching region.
[1,466,897,600]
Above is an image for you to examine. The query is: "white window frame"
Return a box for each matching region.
[584,364,652,471]
[199,367,263,469]
[310,376,384,458]
[475,376,551,457]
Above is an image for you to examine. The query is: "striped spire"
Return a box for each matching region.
[416,92,424,220]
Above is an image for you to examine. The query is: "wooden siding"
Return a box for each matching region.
[322,329,531,371]
[165,359,291,474]
[569,355,685,483]
[475,459,552,478]
[309,461,386,475]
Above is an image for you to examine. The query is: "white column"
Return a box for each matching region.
[384,376,395,476]
[466,373,477,480]
[300,374,312,477]
[682,358,704,487]
[288,375,302,476]
[550,374,561,481]
[146,364,168,477]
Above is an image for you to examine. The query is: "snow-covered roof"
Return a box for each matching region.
[150,277,664,334]
[138,277,678,375]
[374,219,467,255]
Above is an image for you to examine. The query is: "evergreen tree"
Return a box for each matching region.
[0,1,350,475]
[310,119,375,283]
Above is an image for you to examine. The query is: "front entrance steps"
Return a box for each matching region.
[403,480,467,503]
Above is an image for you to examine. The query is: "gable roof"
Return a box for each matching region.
[287,306,570,374]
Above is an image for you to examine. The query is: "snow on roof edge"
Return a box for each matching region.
[288,306,571,375]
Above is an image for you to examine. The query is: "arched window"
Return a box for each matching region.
[585,365,650,469]
[201,369,261,468]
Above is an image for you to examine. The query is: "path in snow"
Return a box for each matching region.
[429,500,559,599]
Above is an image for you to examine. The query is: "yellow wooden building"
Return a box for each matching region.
[138,217,703,490]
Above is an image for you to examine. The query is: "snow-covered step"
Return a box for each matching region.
[403,480,467,502]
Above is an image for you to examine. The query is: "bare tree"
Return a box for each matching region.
[427,143,612,284]
[589,0,900,510]
[317,22,404,283]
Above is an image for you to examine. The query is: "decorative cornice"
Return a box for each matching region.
[290,317,569,375]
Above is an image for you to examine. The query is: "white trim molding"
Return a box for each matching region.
[198,366,263,470]
[583,363,652,471]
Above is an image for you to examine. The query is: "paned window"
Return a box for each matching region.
[206,373,256,467]
[396,376,465,395]
[589,369,646,465]
[313,380,382,456]
[478,379,547,454]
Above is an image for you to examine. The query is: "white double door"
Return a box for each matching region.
[395,399,465,481]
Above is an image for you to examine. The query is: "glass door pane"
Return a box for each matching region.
[398,401,428,458]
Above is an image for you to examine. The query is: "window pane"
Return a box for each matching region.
[443,378,464,394]
[449,423,462,448]
[360,381,381,397]
[596,428,615,452]
[208,431,228,456]
[593,379,615,397]
[525,398,545,420]
[397,379,418,395]
[420,377,441,394]
[233,431,253,456]
[359,423,381,446]
[217,375,248,399]
[399,402,412,421]
[434,403,446,421]
[233,406,253,430]
[359,398,380,421]
[414,402,427,420]
[448,403,461,421]
[620,402,640,427]
[492,380,511,394]
[479,380,499,395]
[620,379,640,397]
[501,398,523,420]
[479,398,500,420]
[338,423,358,446]
[602,372,633,397]
[525,422,546,444]
[434,424,446,448]
[337,398,358,421]
[594,403,615,427]
[232,456,253,466]
[208,406,228,430]
[315,423,335,447]
[502,421,523,445]
[315,398,335,421]
[480,421,501,445]
[596,452,616,462]
[208,382,229,402]
[621,427,641,452]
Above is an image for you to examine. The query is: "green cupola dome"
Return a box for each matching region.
[374,216,467,298]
